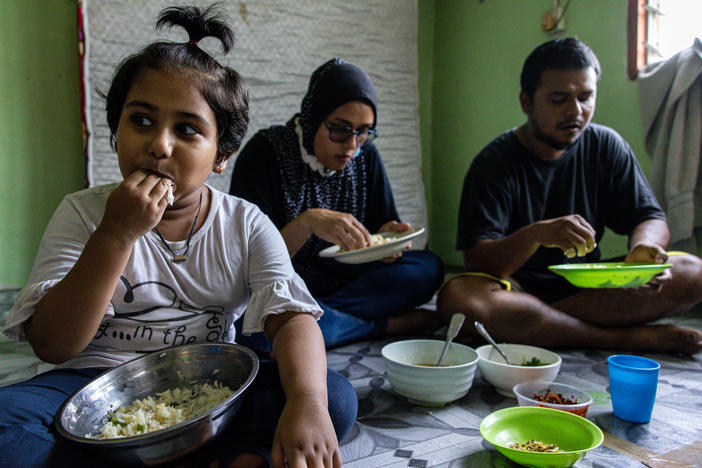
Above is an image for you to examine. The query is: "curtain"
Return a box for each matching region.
[638,38,702,250]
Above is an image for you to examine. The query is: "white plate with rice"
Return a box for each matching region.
[318,226,425,264]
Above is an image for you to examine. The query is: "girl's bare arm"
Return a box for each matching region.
[265,312,342,468]
[25,229,136,363]
[25,172,169,364]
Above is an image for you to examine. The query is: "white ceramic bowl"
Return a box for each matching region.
[381,339,479,407]
[476,344,561,398]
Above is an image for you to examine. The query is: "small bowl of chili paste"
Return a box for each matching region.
[513,381,593,417]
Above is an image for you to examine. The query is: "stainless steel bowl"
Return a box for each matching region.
[56,343,259,465]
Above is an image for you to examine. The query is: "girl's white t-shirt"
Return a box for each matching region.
[3,184,321,369]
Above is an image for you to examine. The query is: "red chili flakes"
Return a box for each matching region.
[531,388,579,405]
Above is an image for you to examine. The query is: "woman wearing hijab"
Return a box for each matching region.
[230,58,444,349]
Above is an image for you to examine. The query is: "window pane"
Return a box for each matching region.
[651,0,702,62]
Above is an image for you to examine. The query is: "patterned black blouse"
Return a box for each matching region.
[229,118,400,297]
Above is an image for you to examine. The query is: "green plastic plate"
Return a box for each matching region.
[480,406,603,468]
[548,262,672,288]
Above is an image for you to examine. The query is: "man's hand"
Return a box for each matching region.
[534,214,596,258]
[300,208,371,252]
[271,394,342,468]
[625,242,671,290]
[626,242,668,264]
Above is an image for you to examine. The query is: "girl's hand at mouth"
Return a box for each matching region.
[100,169,171,244]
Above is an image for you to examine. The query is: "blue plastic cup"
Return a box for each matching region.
[607,355,660,423]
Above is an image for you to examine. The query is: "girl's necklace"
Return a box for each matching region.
[153,191,203,262]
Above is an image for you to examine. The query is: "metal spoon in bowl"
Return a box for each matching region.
[436,313,466,366]
[474,321,513,365]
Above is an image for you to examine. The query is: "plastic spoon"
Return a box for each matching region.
[436,313,466,366]
[474,321,513,365]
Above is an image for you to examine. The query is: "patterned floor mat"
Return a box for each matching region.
[328,310,702,467]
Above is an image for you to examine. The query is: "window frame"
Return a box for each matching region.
[627,0,647,80]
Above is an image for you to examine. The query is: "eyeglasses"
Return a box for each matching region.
[324,121,378,146]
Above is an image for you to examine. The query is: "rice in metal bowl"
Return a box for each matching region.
[55,343,258,465]
[96,381,234,439]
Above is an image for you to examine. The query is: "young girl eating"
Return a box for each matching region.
[0,5,355,467]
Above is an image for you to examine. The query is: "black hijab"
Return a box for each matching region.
[299,58,378,155]
[261,58,385,295]
[264,57,381,227]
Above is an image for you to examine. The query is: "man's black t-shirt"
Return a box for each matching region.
[456,123,666,302]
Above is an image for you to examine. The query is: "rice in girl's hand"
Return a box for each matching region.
[166,181,175,206]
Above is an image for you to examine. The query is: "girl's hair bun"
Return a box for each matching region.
[104,3,249,160]
[156,4,234,53]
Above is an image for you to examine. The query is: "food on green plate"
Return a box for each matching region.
[508,439,561,452]
[520,356,546,366]
[95,381,233,439]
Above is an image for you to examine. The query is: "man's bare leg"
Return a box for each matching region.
[228,453,267,468]
[437,274,702,355]
[385,308,443,336]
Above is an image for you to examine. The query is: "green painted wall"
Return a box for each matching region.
[0,0,84,287]
[418,0,436,229]
[428,0,639,268]
[0,0,647,285]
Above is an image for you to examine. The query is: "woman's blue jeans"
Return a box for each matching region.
[0,360,357,468]
[237,250,444,350]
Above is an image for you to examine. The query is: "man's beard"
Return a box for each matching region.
[532,120,577,151]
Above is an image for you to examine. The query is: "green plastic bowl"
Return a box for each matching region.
[480,406,603,467]
[548,262,672,288]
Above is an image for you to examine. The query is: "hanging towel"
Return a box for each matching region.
[638,38,702,248]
